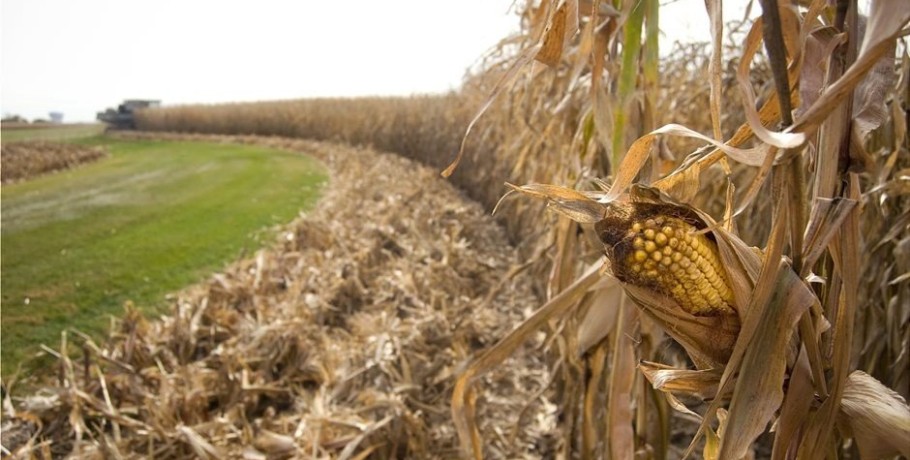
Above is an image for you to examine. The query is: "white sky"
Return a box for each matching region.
[2,1,745,123]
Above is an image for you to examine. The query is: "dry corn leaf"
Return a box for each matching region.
[801,197,859,274]
[576,276,624,353]
[535,0,571,67]
[799,26,846,119]
[719,262,816,459]
[704,424,721,460]
[639,361,724,401]
[771,348,815,460]
[452,263,602,459]
[253,429,296,455]
[850,20,898,142]
[177,424,223,460]
[705,0,723,141]
[443,42,543,178]
[793,0,910,134]
[736,16,806,148]
[837,370,910,459]
[505,182,607,223]
[607,299,638,460]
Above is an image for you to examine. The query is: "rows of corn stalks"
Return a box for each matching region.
[135,0,908,457]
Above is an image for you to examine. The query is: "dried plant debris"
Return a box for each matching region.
[2,133,557,459]
[1,141,108,184]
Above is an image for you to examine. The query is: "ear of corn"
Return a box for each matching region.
[596,203,735,316]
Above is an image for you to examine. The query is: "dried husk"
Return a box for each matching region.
[837,370,910,459]
[509,183,752,370]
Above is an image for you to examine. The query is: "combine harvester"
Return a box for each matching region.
[97,99,160,129]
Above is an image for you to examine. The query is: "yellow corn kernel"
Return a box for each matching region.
[597,205,736,316]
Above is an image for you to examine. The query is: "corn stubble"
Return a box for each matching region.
[1,141,108,183]
[16,0,906,458]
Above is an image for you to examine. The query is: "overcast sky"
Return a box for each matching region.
[2,1,743,123]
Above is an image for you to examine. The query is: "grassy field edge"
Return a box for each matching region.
[2,135,328,376]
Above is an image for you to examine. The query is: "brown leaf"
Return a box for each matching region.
[718,264,816,459]
[505,182,608,223]
[793,0,910,134]
[735,17,806,148]
[576,277,624,354]
[851,20,897,141]
[770,347,815,459]
[442,42,543,177]
[639,361,725,401]
[536,0,570,67]
[838,371,910,459]
[798,27,843,118]
[607,300,638,459]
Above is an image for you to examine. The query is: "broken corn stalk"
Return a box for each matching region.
[596,202,735,316]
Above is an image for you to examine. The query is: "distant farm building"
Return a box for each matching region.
[97,99,160,129]
[49,112,64,123]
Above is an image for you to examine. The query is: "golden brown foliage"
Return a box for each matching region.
[23,0,909,457]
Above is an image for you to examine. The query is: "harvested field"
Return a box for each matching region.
[5,1,909,457]
[0,124,106,144]
[1,141,108,184]
[2,132,557,458]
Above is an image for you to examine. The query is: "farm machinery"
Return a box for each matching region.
[96,99,160,129]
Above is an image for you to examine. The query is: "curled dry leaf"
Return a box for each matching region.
[792,0,910,134]
[639,361,725,401]
[837,370,910,459]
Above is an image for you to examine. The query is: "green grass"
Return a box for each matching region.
[1,137,327,376]
[1,123,106,143]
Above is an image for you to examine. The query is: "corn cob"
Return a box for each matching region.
[596,203,735,316]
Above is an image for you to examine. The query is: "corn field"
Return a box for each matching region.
[5,0,909,458]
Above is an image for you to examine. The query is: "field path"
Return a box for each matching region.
[4,133,559,458]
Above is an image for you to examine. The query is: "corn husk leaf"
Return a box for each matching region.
[576,276,624,354]
[621,283,739,370]
[535,0,577,67]
[837,370,910,459]
[639,361,725,402]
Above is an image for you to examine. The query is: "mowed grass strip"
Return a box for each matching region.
[1,138,327,376]
[1,123,106,143]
